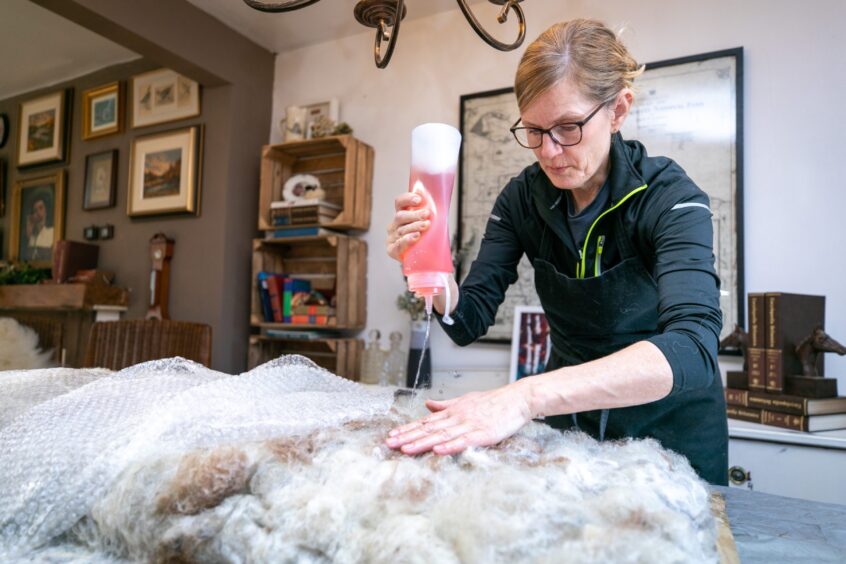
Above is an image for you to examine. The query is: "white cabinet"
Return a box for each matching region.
[728,420,846,505]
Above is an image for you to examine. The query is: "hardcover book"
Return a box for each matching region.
[725,387,846,416]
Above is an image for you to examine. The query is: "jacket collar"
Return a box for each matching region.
[531,133,646,229]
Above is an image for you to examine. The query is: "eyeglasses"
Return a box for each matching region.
[510,101,610,149]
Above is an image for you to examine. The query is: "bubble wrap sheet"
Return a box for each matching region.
[0,355,395,558]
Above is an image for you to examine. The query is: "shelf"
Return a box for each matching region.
[258,135,373,232]
[0,283,129,310]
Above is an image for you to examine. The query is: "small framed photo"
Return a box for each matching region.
[304,99,339,139]
[83,149,118,210]
[17,89,71,168]
[82,82,122,140]
[130,68,200,129]
[0,113,9,148]
[9,170,66,266]
[508,305,551,383]
[128,125,203,217]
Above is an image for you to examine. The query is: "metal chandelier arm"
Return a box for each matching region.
[455,0,526,51]
[242,0,322,13]
[373,0,404,68]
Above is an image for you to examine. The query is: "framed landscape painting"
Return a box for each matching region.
[17,90,71,168]
[127,125,203,217]
[82,82,122,140]
[130,69,200,129]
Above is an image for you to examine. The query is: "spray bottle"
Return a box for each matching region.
[401,123,461,325]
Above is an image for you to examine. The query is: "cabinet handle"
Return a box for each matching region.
[728,465,751,486]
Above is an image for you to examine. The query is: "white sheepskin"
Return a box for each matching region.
[2,358,719,563]
[0,317,53,371]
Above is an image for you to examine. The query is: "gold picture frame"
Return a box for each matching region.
[9,170,66,267]
[127,125,203,217]
[130,68,201,129]
[17,89,71,168]
[82,81,122,140]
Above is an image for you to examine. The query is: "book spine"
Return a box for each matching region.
[258,275,273,322]
[726,406,762,423]
[748,293,764,348]
[765,349,784,393]
[724,388,749,407]
[766,293,779,349]
[761,410,808,432]
[282,276,293,323]
[747,348,766,391]
[747,393,807,416]
[266,275,284,323]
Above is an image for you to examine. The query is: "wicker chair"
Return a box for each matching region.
[83,319,212,370]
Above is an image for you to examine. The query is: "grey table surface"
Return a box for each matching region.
[714,486,846,563]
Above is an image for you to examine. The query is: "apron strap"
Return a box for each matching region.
[571,409,610,441]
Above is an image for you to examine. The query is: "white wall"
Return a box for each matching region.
[272,0,846,388]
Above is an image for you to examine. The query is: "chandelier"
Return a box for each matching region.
[243,0,527,69]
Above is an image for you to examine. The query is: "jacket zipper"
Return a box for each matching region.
[578,183,648,279]
[594,235,606,276]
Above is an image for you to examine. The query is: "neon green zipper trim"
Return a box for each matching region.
[578,184,648,278]
[594,235,606,276]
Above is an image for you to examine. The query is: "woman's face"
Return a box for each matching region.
[520,79,625,192]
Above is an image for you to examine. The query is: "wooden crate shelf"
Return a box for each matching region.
[248,335,363,380]
[251,235,366,330]
[258,135,373,232]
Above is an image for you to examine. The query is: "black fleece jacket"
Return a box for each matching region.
[439,133,723,397]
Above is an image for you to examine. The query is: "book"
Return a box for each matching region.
[746,292,766,391]
[764,292,825,393]
[727,405,846,431]
[266,227,340,239]
[262,328,340,340]
[282,277,311,323]
[266,275,285,323]
[747,347,766,391]
[270,199,341,210]
[726,405,762,423]
[724,387,846,416]
[52,240,99,283]
[256,272,274,322]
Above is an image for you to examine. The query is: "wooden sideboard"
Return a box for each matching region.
[0,283,129,367]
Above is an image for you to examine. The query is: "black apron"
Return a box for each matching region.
[531,212,728,485]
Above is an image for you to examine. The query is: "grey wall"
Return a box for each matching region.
[1,0,275,374]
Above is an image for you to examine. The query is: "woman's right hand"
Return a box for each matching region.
[386,192,430,262]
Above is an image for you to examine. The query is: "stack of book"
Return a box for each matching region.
[270,200,341,227]
[726,291,845,432]
[257,272,336,325]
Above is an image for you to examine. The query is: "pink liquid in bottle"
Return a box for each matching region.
[401,167,455,291]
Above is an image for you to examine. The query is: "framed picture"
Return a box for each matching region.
[17,89,71,168]
[0,113,9,148]
[620,48,744,342]
[508,306,551,382]
[304,99,339,139]
[0,159,5,217]
[83,150,118,210]
[130,68,200,129]
[128,125,203,217]
[458,87,539,342]
[9,170,66,267]
[82,82,122,140]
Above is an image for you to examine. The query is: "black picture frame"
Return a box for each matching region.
[83,149,118,210]
[0,113,9,149]
[621,47,744,350]
[457,86,539,343]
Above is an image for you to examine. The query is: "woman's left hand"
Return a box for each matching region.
[385,382,535,455]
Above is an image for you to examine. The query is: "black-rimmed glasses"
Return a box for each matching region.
[510,101,610,149]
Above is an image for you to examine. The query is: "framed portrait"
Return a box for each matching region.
[620,47,744,342]
[0,112,9,148]
[9,170,66,267]
[458,87,539,342]
[509,306,551,382]
[128,125,203,217]
[83,150,118,210]
[82,82,122,140]
[130,68,200,129]
[17,89,71,168]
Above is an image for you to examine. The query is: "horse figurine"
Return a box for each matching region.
[795,326,846,377]
[719,324,749,371]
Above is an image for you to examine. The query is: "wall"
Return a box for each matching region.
[271,0,846,387]
[5,0,275,374]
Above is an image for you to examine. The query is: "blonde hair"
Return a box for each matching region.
[514,19,644,112]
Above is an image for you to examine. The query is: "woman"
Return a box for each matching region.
[385,19,727,485]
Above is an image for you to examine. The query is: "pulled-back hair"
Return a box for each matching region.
[515,19,644,112]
